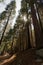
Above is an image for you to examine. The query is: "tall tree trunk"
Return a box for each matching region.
[29,0,43,48]
[26,3,31,49]
[35,3,43,32]
[0,11,11,44]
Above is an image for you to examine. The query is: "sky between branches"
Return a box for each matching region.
[0,0,21,27]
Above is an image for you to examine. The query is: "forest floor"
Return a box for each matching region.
[0,48,43,65]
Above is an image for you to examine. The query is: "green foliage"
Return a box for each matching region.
[2,29,14,52]
[20,0,27,14]
[0,43,5,54]
[0,0,4,2]
[6,0,16,14]
[0,11,6,20]
[0,0,16,20]
[0,0,16,45]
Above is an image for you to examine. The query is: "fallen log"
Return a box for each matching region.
[0,53,17,65]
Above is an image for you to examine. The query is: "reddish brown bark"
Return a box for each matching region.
[30,1,43,48]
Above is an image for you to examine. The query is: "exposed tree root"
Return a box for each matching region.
[0,49,43,65]
[0,53,11,60]
[0,53,17,65]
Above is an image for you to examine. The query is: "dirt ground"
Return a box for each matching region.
[0,49,43,65]
[11,49,43,65]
